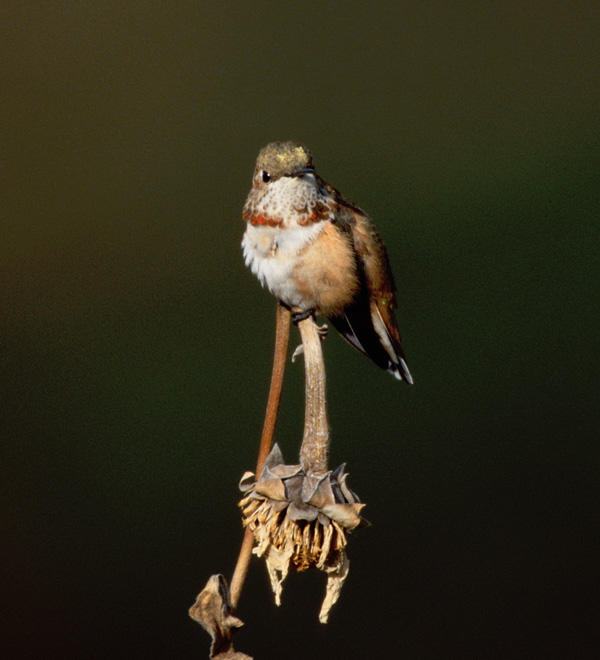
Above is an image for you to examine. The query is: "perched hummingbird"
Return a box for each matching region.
[242,141,413,384]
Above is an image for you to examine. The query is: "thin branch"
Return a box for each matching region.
[229,303,291,609]
[253,303,292,477]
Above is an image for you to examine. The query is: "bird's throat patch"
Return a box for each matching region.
[245,212,283,227]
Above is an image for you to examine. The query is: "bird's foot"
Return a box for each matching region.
[315,322,328,339]
[291,321,328,363]
[291,308,316,325]
[291,344,304,362]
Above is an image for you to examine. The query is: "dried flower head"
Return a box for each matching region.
[239,444,364,623]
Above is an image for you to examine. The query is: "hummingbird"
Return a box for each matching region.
[242,141,413,384]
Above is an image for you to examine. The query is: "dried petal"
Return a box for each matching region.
[263,545,293,606]
[254,477,286,501]
[282,474,304,501]
[319,555,350,624]
[331,463,346,481]
[263,443,284,469]
[269,499,288,513]
[268,463,304,479]
[238,471,256,492]
[305,473,335,508]
[337,471,359,504]
[320,503,365,530]
[287,501,318,522]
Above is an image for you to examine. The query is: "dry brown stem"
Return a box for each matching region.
[297,317,329,474]
[228,303,291,609]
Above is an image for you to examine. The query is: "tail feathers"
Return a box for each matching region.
[389,356,414,385]
[371,305,413,384]
[330,305,413,384]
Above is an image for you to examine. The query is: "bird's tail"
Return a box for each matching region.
[330,303,413,384]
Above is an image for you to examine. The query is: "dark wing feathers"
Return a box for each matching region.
[336,205,413,383]
[319,180,413,383]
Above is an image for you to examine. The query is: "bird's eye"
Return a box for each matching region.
[261,170,271,183]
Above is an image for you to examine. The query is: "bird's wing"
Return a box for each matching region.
[349,208,413,384]
[321,178,413,383]
[349,209,399,332]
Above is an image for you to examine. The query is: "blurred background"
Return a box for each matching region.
[2,2,599,658]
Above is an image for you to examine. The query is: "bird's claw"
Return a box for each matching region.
[291,308,315,325]
[291,323,328,363]
[316,323,328,339]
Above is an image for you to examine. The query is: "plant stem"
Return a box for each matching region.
[229,303,291,609]
[253,304,292,477]
[297,317,329,474]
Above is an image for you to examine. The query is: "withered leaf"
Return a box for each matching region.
[189,574,252,659]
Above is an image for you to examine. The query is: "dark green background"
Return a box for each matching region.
[3,2,599,658]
